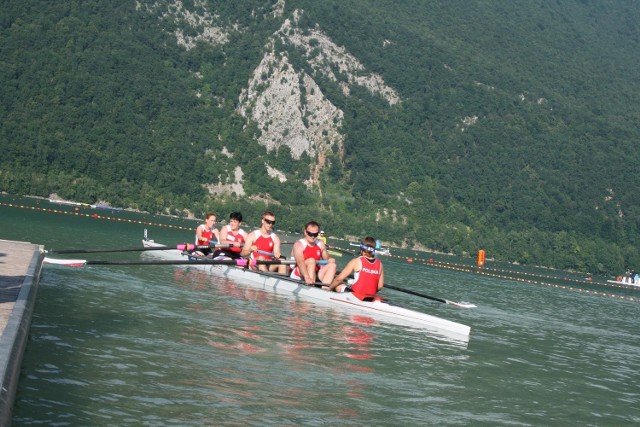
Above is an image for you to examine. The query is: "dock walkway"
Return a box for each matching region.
[0,240,44,424]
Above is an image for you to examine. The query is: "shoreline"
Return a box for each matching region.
[4,193,602,278]
[20,193,201,221]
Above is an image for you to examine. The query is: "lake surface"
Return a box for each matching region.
[2,195,639,426]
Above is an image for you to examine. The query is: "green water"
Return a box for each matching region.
[2,195,639,426]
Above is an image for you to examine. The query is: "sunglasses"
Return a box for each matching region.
[306,230,319,238]
[264,218,276,225]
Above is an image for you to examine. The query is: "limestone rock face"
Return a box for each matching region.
[141,3,400,191]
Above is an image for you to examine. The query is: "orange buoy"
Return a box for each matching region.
[407,258,413,263]
[477,249,486,267]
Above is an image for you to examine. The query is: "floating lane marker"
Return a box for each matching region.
[1,202,194,231]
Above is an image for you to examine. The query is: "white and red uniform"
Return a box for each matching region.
[196,225,215,245]
[350,256,382,300]
[251,230,276,259]
[290,239,324,280]
[223,224,247,254]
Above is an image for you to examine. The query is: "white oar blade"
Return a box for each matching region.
[43,257,88,267]
[449,301,477,308]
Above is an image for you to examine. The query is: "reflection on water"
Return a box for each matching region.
[17,261,472,425]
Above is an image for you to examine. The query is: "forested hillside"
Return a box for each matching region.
[2,0,640,275]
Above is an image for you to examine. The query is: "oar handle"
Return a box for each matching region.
[256,249,275,257]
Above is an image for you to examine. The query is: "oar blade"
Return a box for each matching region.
[43,257,88,267]
[447,301,477,309]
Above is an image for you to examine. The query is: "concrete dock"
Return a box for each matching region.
[0,240,44,425]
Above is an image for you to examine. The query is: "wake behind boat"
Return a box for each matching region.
[142,237,471,344]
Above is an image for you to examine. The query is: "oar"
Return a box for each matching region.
[383,284,476,308]
[49,243,231,254]
[256,249,275,257]
[43,257,327,267]
[326,245,356,256]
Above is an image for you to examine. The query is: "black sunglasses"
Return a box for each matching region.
[306,230,319,238]
[264,218,276,225]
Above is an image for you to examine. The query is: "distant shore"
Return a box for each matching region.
[21,193,200,221]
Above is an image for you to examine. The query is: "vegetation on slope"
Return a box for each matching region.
[2,0,640,274]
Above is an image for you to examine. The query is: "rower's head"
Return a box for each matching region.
[360,236,376,257]
[229,211,242,229]
[304,221,320,242]
[262,211,276,228]
[205,213,217,226]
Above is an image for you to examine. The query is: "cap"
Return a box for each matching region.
[319,230,325,235]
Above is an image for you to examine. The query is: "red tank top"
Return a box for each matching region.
[252,231,275,259]
[196,225,215,245]
[291,239,323,277]
[351,257,382,300]
[224,225,246,253]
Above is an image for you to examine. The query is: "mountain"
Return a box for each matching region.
[2,0,640,275]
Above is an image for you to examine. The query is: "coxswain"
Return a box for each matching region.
[318,230,327,245]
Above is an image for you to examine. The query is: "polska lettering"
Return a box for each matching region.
[361,266,380,275]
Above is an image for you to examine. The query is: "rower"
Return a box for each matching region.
[328,236,384,301]
[216,211,248,259]
[240,211,287,274]
[194,213,220,257]
[290,221,336,286]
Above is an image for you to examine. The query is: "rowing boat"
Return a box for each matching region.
[607,275,640,287]
[142,238,471,344]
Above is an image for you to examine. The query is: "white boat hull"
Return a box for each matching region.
[142,239,470,344]
[607,276,640,287]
